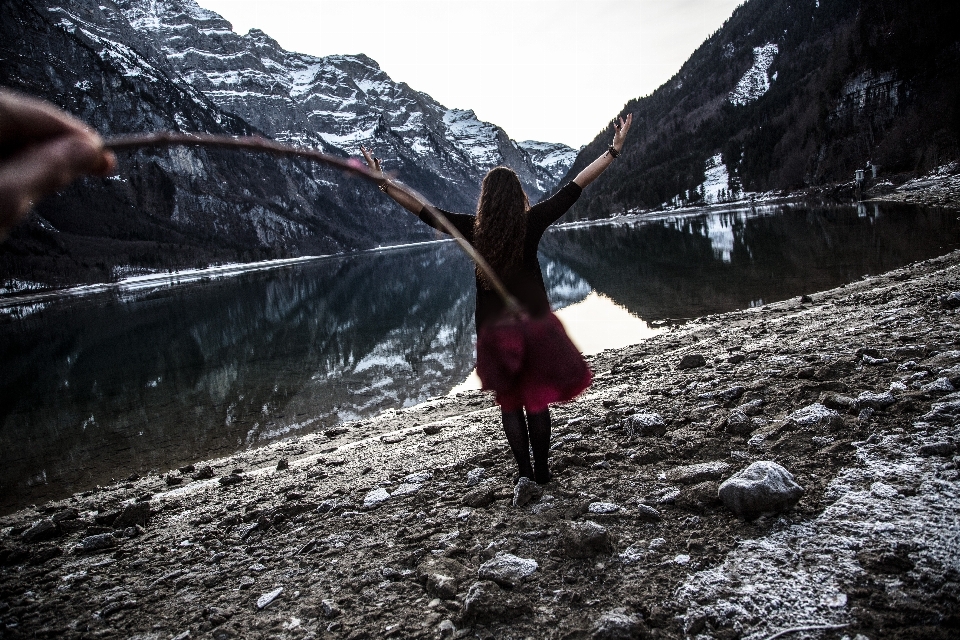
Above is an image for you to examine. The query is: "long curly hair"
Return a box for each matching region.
[473,167,529,289]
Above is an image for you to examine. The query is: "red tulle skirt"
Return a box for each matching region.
[475,311,592,412]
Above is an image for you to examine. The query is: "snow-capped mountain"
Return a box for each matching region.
[116,0,576,204]
[1,0,575,288]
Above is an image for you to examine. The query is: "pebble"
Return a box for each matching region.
[622,412,666,437]
[635,504,662,523]
[942,291,960,308]
[391,483,422,496]
[726,410,754,435]
[465,467,486,487]
[591,609,645,639]
[462,487,496,508]
[922,396,960,422]
[677,354,706,370]
[856,391,898,410]
[739,398,764,416]
[320,599,341,618]
[21,519,58,543]
[666,461,731,484]
[557,521,614,558]
[363,488,391,509]
[920,377,955,393]
[821,393,857,413]
[276,459,289,471]
[513,477,542,507]
[192,465,214,480]
[588,502,620,514]
[919,441,956,456]
[717,386,745,403]
[52,508,79,523]
[426,573,458,599]
[76,533,116,554]
[438,619,456,637]
[718,461,805,519]
[786,403,842,427]
[461,580,530,622]
[218,473,243,486]
[478,553,538,587]
[674,554,691,564]
[405,471,433,483]
[114,501,151,528]
[256,587,282,610]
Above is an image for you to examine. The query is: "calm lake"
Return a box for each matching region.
[1,201,958,512]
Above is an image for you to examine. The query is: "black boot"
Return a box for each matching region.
[501,409,534,480]
[527,409,552,484]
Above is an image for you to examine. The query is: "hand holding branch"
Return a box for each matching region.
[359,144,427,215]
[0,89,116,238]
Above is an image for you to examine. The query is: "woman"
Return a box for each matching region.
[361,113,632,484]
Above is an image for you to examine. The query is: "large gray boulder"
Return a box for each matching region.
[718,461,804,519]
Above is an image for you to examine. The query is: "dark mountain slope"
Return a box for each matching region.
[562,0,960,220]
[0,0,431,287]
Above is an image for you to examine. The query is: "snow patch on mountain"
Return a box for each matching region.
[729,43,778,106]
[442,109,502,167]
[518,141,578,179]
[699,153,734,203]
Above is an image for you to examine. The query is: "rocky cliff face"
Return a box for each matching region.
[0,0,575,288]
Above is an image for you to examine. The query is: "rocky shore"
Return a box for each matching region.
[3,249,960,640]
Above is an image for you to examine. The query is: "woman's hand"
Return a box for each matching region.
[611,113,633,152]
[358,144,384,179]
[0,89,116,238]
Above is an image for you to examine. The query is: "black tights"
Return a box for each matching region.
[501,408,552,484]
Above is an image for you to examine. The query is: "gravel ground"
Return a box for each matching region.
[3,249,960,640]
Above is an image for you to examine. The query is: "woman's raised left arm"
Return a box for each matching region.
[572,113,632,189]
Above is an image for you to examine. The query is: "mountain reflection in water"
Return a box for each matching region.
[543,202,960,321]
[1,201,958,512]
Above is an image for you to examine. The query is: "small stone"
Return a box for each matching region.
[219,473,243,486]
[426,573,458,599]
[465,467,486,487]
[256,587,282,610]
[513,477,542,507]
[52,508,79,523]
[919,441,956,456]
[588,502,620,514]
[727,353,746,364]
[739,398,764,416]
[717,386,745,403]
[76,533,117,554]
[320,599,341,618]
[21,519,59,543]
[461,580,531,623]
[666,461,730,484]
[478,553,538,587]
[462,487,496,508]
[363,488,391,509]
[635,503,662,523]
[786,403,842,427]
[921,396,960,423]
[391,483,421,496]
[862,354,889,365]
[238,576,255,590]
[622,412,667,437]
[821,393,857,413]
[192,465,214,480]
[920,377,955,394]
[591,609,645,640]
[800,294,813,303]
[276,459,289,471]
[674,554,691,564]
[676,481,721,508]
[405,471,433,483]
[942,291,960,308]
[718,461,804,520]
[438,619,456,638]
[857,391,897,410]
[557,521,614,558]
[114,501,151,528]
[165,475,183,486]
[677,353,706,370]
[858,407,875,423]
[725,410,754,435]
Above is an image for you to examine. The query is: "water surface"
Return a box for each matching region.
[1,201,957,512]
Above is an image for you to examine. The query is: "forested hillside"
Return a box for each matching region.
[563,0,960,220]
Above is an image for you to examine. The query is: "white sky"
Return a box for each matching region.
[197,0,744,147]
